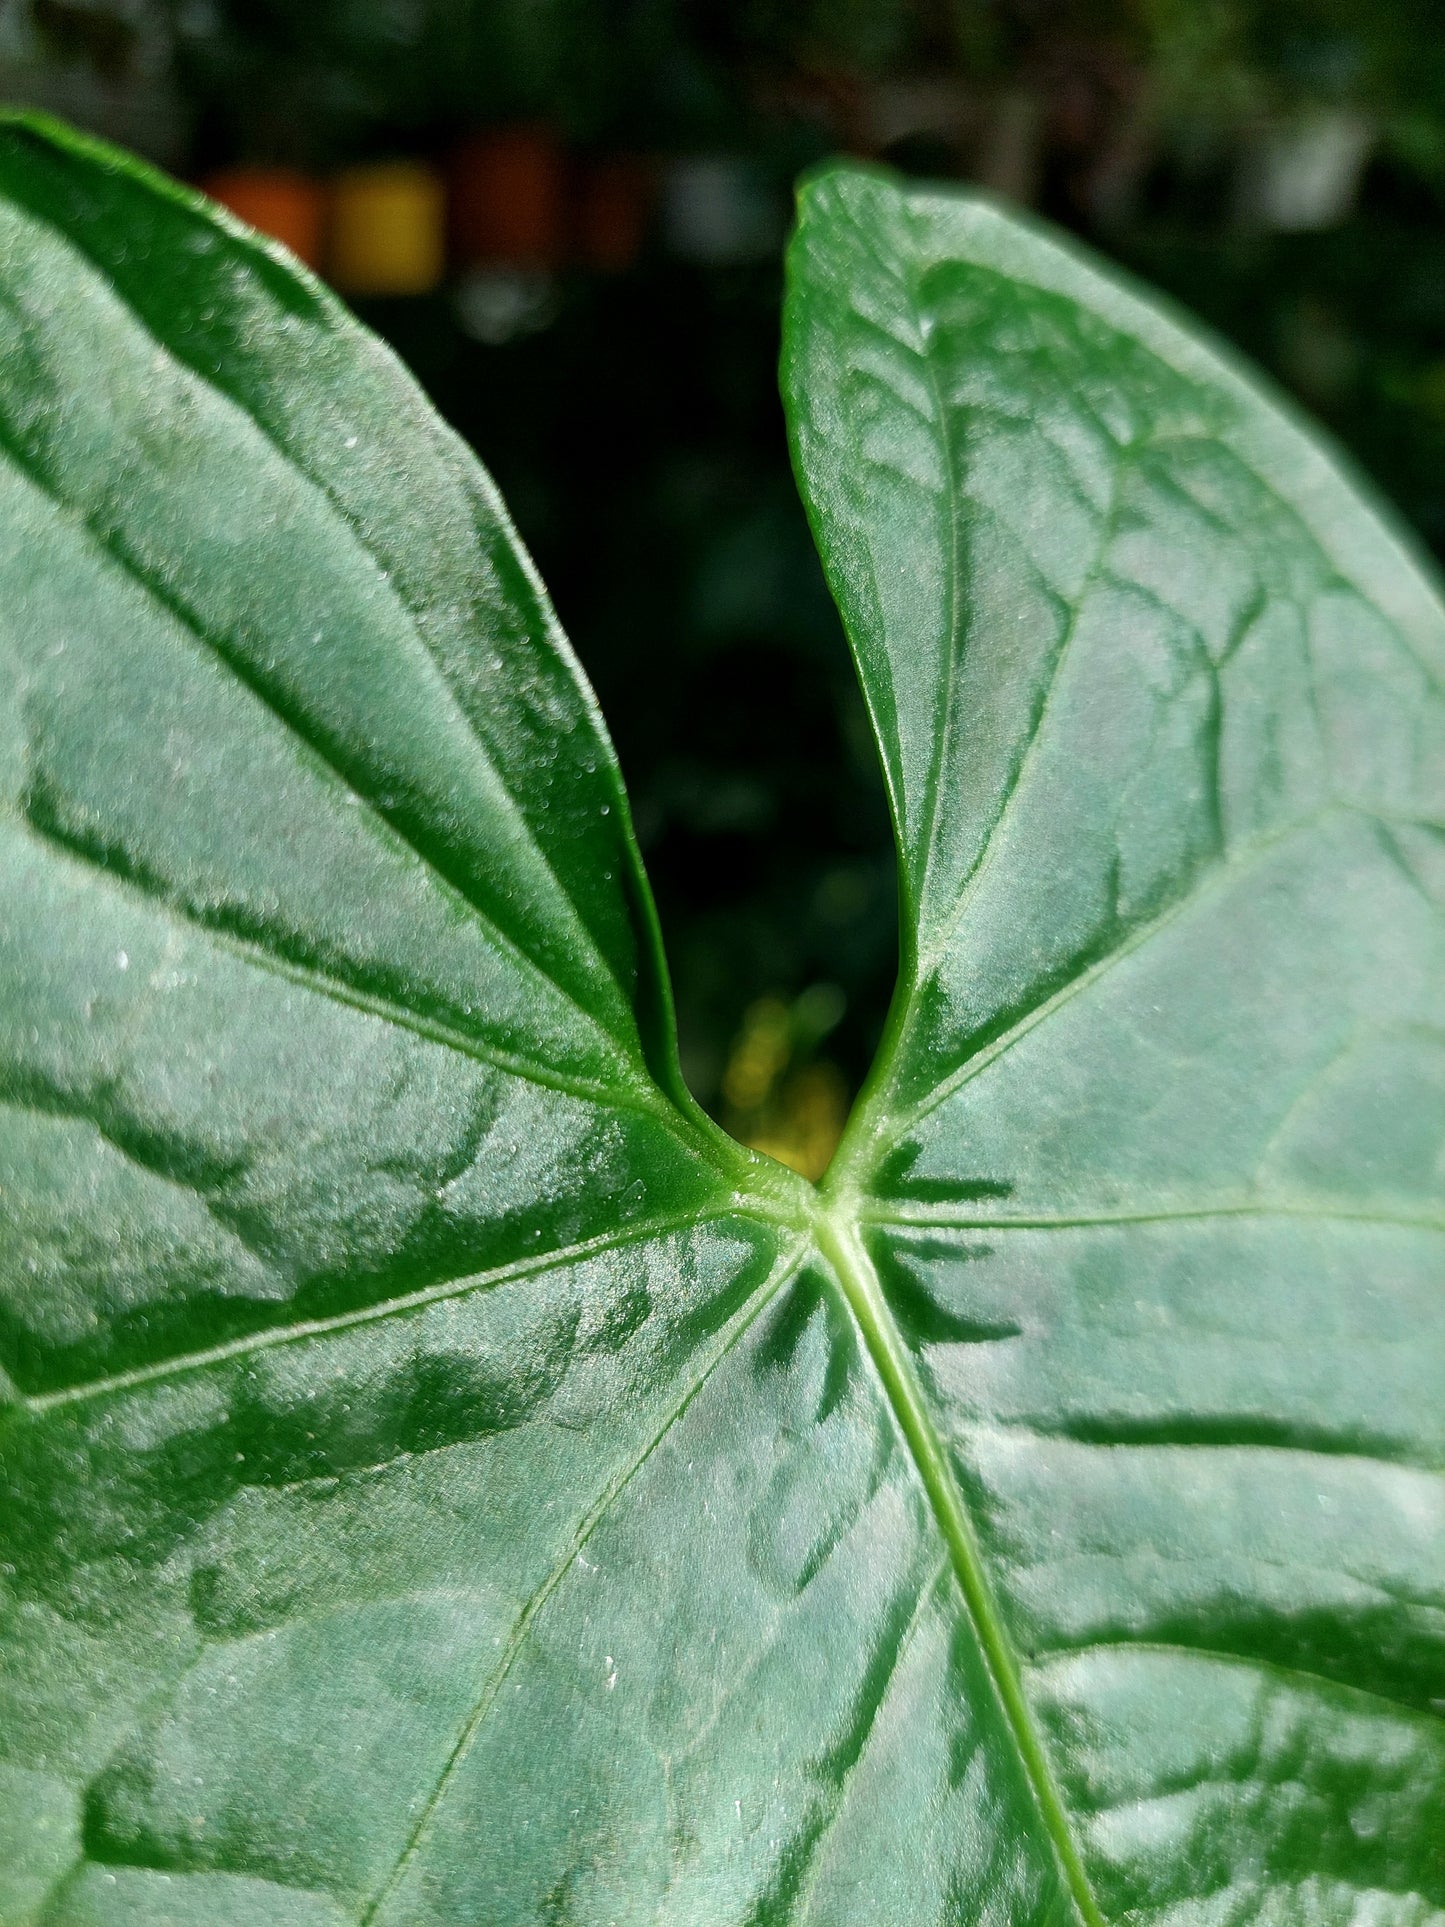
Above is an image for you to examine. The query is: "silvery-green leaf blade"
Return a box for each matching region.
[0,117,804,1927]
[0,121,1068,1927]
[2,117,1442,1927]
[786,162,1445,1927]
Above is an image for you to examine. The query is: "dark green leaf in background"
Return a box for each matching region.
[0,119,1440,1926]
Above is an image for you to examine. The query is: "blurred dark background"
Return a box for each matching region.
[6,0,1444,1172]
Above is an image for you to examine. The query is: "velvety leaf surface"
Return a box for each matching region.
[0,122,1440,1927]
[787,165,1445,1927]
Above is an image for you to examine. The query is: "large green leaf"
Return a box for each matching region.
[0,121,1439,1927]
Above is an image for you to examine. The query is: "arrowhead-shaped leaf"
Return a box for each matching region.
[0,125,1440,1927]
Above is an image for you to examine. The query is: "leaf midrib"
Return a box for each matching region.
[812,1205,1105,1927]
[11,1116,1116,1926]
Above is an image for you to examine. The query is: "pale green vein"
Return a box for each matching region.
[862,1201,1445,1235]
[0,440,652,1099]
[359,1234,811,1927]
[18,1208,737,1417]
[784,1554,953,1926]
[929,195,1445,690]
[896,196,967,950]
[3,175,646,1033]
[912,432,1131,983]
[813,1210,1105,1927]
[1031,1640,1445,1732]
[15,805,694,1137]
[882,800,1349,1147]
